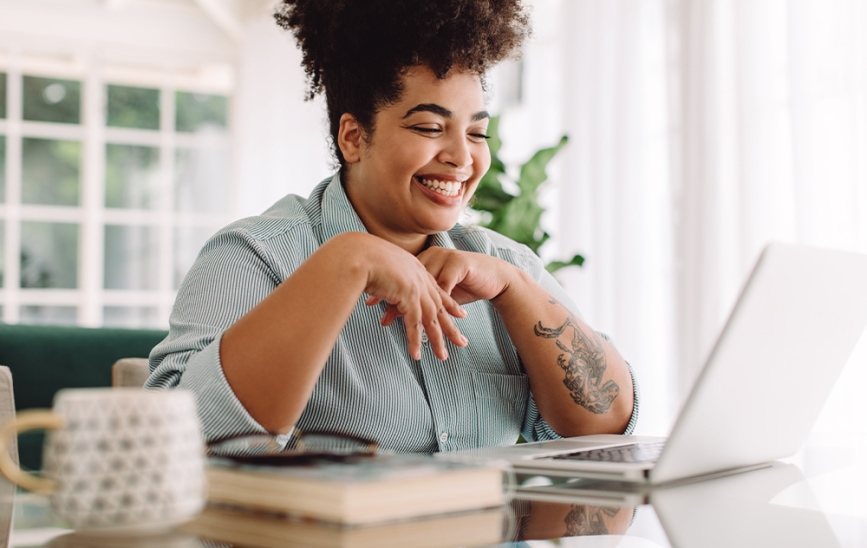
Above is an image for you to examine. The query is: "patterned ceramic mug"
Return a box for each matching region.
[0,388,206,532]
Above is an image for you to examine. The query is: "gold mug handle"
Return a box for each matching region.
[0,410,66,494]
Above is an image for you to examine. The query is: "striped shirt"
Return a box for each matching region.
[147,175,639,451]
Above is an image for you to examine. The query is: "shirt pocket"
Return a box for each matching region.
[471,371,529,448]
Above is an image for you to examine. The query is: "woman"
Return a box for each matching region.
[148,0,638,451]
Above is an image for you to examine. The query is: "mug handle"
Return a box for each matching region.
[0,410,65,494]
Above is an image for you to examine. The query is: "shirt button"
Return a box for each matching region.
[439,432,449,443]
[421,331,429,344]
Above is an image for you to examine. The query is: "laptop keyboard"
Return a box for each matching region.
[549,441,666,464]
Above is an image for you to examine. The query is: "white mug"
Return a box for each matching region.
[0,388,206,532]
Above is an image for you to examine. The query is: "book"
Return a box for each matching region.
[182,505,510,548]
[204,453,510,526]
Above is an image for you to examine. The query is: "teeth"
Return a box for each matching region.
[418,178,462,197]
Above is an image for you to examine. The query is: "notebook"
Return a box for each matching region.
[438,242,867,485]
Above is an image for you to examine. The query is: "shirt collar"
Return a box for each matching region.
[318,173,370,243]
[427,230,457,251]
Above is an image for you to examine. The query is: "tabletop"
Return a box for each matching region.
[4,431,867,547]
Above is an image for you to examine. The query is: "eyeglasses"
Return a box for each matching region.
[206,429,379,465]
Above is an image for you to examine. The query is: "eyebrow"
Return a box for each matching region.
[402,103,490,123]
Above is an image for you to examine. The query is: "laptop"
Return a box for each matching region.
[438,242,867,485]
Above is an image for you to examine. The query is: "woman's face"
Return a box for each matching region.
[341,65,491,252]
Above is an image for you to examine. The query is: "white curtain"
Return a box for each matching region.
[553,0,867,435]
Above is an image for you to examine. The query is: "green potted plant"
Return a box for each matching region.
[471,116,584,273]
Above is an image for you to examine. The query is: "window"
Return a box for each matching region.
[0,53,234,329]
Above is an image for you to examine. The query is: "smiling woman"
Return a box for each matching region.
[147,0,639,453]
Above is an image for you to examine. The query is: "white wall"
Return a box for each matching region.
[232,11,331,218]
[0,0,235,65]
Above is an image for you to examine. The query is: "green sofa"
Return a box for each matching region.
[0,323,168,471]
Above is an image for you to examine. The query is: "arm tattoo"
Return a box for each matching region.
[533,310,619,414]
[564,504,621,536]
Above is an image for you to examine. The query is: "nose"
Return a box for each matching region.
[438,134,472,169]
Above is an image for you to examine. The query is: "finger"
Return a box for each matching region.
[417,251,445,280]
[404,310,423,361]
[420,298,449,361]
[380,304,401,326]
[433,259,467,296]
[365,296,382,306]
[437,303,468,348]
[437,285,468,319]
[417,249,455,291]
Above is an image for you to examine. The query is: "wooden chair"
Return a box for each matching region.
[111,358,151,388]
[0,366,19,546]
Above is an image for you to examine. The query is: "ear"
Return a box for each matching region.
[337,113,363,164]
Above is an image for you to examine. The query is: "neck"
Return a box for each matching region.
[341,173,429,255]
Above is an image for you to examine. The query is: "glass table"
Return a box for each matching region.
[6,432,867,547]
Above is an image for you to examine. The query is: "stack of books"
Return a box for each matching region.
[182,453,512,547]
[185,506,509,548]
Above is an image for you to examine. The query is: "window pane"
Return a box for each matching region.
[105,144,159,209]
[0,72,6,119]
[173,226,214,289]
[23,76,81,124]
[103,306,161,329]
[22,138,80,206]
[0,135,5,203]
[21,221,79,289]
[104,225,158,290]
[175,91,227,133]
[19,306,77,325]
[106,84,160,130]
[174,148,229,213]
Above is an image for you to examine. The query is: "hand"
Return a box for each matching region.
[356,236,468,361]
[417,247,516,305]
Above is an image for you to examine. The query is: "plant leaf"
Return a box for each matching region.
[545,253,586,273]
[469,118,575,263]
[517,135,569,195]
[471,183,513,213]
[495,196,544,247]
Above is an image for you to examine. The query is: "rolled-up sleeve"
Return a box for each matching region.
[146,226,290,442]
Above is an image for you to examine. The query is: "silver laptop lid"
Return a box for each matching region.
[652,243,867,483]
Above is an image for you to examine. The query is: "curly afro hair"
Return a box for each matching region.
[275,0,531,170]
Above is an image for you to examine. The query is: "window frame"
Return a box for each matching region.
[0,47,235,328]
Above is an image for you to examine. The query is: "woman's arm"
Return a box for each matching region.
[221,231,467,434]
[419,247,634,437]
[491,269,634,436]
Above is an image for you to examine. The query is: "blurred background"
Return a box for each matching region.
[1,0,865,436]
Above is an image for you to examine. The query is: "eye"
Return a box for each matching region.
[468,132,491,143]
[411,126,442,136]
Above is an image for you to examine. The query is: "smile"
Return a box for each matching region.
[415,176,464,198]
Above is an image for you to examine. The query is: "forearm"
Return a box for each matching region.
[492,269,634,436]
[220,233,369,433]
